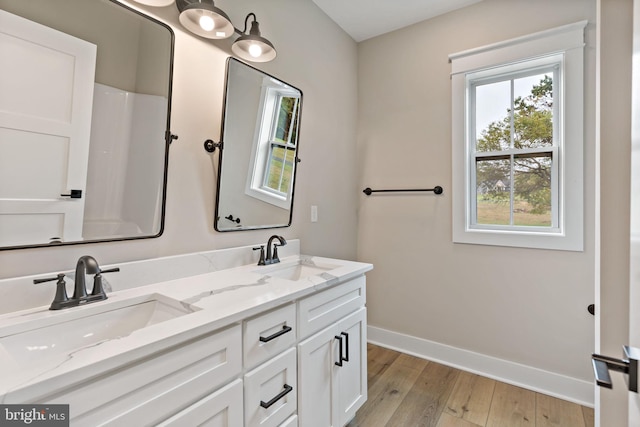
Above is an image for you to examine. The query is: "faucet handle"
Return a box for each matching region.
[34,273,70,310]
[253,246,266,265]
[91,267,120,298]
[272,244,283,264]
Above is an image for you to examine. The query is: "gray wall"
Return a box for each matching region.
[357,0,596,394]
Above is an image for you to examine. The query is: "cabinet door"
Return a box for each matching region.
[334,308,367,427]
[298,307,367,427]
[156,379,243,427]
[298,322,339,427]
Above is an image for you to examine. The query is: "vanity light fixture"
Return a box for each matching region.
[231,13,277,63]
[175,0,234,39]
[132,0,277,62]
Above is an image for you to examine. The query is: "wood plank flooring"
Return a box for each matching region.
[347,344,594,427]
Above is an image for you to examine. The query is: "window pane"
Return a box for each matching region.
[266,145,296,194]
[475,80,511,152]
[513,73,553,149]
[274,97,298,143]
[513,153,552,226]
[476,158,510,225]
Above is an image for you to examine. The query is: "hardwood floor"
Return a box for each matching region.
[347,344,594,427]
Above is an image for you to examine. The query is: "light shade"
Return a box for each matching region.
[231,18,277,63]
[175,0,235,39]
[131,0,174,6]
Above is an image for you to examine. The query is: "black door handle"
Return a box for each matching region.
[60,189,82,199]
[592,346,639,392]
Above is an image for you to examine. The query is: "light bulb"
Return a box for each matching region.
[249,44,263,58]
[199,15,215,32]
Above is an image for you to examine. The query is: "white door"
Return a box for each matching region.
[0,10,96,246]
[630,0,640,423]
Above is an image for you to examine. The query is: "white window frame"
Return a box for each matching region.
[450,21,586,251]
[245,77,300,210]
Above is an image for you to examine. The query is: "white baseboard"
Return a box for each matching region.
[368,325,594,408]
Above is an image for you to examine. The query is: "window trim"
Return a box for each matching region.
[450,21,586,251]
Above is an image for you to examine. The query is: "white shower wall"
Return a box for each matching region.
[83,83,167,239]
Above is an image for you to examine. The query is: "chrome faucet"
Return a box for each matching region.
[265,235,287,265]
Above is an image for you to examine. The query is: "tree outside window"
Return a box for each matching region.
[473,71,556,228]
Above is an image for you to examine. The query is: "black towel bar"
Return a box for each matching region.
[363,186,443,195]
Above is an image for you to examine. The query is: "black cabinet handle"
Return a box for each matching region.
[335,335,344,367]
[260,384,293,408]
[259,325,292,343]
[341,332,350,362]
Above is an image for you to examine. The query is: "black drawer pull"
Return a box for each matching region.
[259,325,292,343]
[335,335,344,367]
[341,332,350,362]
[260,384,293,408]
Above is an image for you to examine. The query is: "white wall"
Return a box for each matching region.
[0,0,358,278]
[357,0,596,403]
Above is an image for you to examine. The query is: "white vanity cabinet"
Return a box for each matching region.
[45,324,243,427]
[297,277,368,427]
[4,266,369,427]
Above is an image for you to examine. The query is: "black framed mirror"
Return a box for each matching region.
[215,58,303,231]
[0,0,174,250]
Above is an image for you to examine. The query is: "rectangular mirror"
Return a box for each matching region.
[215,58,303,231]
[0,0,173,250]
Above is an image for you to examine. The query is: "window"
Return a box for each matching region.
[450,21,586,251]
[246,79,301,209]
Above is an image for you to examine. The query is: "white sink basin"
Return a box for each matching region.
[256,259,340,281]
[0,294,198,367]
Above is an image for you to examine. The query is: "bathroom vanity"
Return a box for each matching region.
[0,246,371,427]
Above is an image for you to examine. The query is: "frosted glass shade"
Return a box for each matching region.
[132,0,174,6]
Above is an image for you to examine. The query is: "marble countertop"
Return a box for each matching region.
[0,254,372,403]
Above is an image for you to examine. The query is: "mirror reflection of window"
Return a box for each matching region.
[265,95,300,196]
[245,81,301,209]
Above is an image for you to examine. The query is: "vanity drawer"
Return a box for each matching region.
[280,415,298,427]
[298,275,366,339]
[157,379,243,427]
[244,347,297,427]
[45,324,242,427]
[244,303,296,370]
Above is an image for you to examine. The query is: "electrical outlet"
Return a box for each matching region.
[311,205,318,222]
